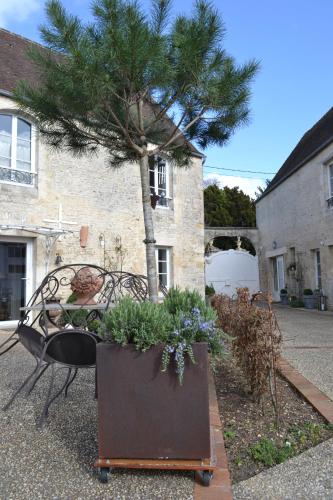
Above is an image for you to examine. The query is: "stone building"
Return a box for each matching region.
[256,107,333,308]
[0,29,204,328]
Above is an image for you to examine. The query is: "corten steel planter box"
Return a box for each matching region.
[303,296,318,309]
[96,342,211,460]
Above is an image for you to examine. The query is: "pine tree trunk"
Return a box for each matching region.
[139,154,159,303]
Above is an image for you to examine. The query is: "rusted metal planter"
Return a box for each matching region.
[96,342,211,461]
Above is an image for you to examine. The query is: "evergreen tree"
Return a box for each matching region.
[204,183,256,227]
[14,0,258,301]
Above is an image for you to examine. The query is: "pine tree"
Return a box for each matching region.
[14,0,259,301]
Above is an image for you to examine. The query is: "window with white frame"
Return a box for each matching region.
[149,155,169,207]
[314,249,322,289]
[326,163,333,208]
[155,247,171,289]
[0,114,35,185]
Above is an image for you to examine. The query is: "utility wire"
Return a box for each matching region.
[204,165,276,175]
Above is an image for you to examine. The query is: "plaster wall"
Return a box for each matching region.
[256,142,333,307]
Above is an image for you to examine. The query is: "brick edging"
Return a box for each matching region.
[193,371,233,500]
[277,357,333,424]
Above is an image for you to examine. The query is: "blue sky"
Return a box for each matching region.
[1,0,333,196]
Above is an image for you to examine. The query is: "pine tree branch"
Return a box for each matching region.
[152,108,206,154]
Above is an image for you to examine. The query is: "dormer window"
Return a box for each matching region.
[149,155,170,208]
[0,114,35,186]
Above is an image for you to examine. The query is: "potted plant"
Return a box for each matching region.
[279,288,289,305]
[205,284,215,306]
[96,289,227,464]
[303,289,317,309]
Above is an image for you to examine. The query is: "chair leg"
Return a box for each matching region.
[25,355,49,395]
[3,362,41,411]
[0,333,19,356]
[37,364,56,428]
[26,364,49,395]
[37,367,71,428]
[64,368,78,398]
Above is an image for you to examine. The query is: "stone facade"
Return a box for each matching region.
[256,142,333,308]
[0,94,205,320]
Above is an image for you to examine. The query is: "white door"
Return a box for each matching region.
[273,255,285,301]
[0,238,33,329]
[205,250,260,297]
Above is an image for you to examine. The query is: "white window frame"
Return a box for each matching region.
[149,155,170,209]
[326,163,333,209]
[0,113,36,187]
[314,249,322,289]
[155,247,171,290]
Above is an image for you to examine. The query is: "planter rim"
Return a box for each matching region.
[97,340,209,348]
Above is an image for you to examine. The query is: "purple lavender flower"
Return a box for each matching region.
[192,307,200,316]
[199,321,210,331]
[183,318,192,327]
[166,345,175,353]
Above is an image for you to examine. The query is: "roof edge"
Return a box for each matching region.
[256,135,333,203]
[0,88,204,159]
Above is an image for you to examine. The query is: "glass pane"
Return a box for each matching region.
[17,138,31,163]
[16,160,31,172]
[0,115,12,136]
[17,119,31,140]
[158,249,167,261]
[0,157,10,168]
[149,168,155,189]
[0,134,11,167]
[157,162,166,190]
[0,242,26,322]
[158,273,167,287]
[158,261,167,274]
[273,258,278,291]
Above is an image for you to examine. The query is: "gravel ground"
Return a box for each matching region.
[275,306,333,400]
[233,437,333,500]
[0,334,194,500]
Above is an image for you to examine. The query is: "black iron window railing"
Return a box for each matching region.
[0,166,35,186]
[327,196,333,209]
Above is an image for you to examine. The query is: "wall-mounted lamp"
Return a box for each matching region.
[55,253,63,266]
[99,233,105,247]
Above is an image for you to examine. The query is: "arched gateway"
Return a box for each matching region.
[204,227,260,296]
[204,227,259,255]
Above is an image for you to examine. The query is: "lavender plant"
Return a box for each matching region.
[161,304,228,383]
[99,288,228,383]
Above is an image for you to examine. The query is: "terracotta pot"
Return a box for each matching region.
[70,267,103,304]
[96,342,210,460]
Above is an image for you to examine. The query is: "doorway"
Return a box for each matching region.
[272,255,285,301]
[0,238,33,328]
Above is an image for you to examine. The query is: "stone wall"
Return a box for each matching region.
[0,95,204,296]
[256,142,333,308]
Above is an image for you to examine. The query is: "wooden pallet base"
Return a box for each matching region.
[94,425,217,474]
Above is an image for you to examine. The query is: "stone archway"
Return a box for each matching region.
[204,227,259,255]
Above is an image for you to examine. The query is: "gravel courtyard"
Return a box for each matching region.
[275,305,333,400]
[0,333,194,500]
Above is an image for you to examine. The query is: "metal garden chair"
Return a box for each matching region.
[1,264,166,425]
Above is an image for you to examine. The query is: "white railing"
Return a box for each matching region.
[0,166,36,186]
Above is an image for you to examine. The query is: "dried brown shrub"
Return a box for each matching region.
[212,288,282,410]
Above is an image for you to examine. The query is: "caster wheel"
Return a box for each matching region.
[99,467,110,483]
[200,470,213,487]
